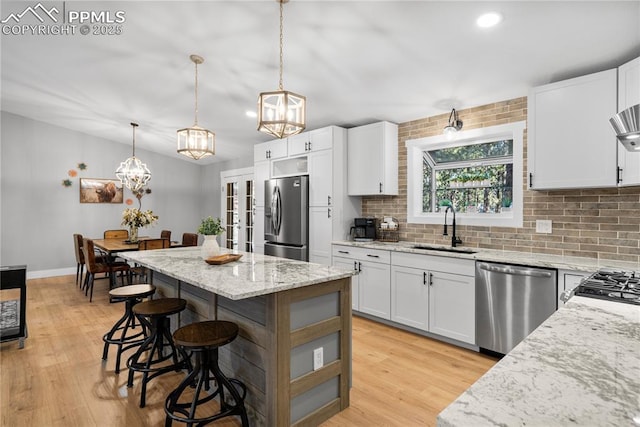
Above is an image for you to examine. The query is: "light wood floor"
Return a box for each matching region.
[0,275,496,426]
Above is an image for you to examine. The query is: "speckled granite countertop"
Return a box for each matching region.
[437,296,640,427]
[333,240,640,272]
[118,248,353,300]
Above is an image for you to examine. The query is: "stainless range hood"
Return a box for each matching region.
[609,104,640,152]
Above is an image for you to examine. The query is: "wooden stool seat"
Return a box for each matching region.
[133,298,186,318]
[172,320,238,349]
[164,320,249,427]
[102,284,156,374]
[127,298,190,408]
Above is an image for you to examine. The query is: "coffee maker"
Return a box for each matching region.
[350,218,378,242]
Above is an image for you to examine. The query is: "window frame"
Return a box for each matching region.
[406,121,525,227]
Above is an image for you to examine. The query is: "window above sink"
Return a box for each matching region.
[406,121,525,228]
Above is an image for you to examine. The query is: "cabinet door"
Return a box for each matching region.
[528,69,618,189]
[253,206,265,254]
[309,206,332,266]
[308,150,333,207]
[617,56,640,187]
[309,127,333,152]
[268,139,288,160]
[254,142,270,162]
[358,260,391,319]
[390,265,429,331]
[288,132,309,157]
[347,122,398,195]
[253,161,270,207]
[334,257,359,311]
[428,271,475,344]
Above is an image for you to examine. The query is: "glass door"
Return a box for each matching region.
[221,168,254,252]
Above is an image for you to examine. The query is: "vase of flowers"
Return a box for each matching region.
[198,216,224,258]
[121,208,158,243]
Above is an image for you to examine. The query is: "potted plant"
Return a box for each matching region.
[501,197,512,213]
[198,216,224,258]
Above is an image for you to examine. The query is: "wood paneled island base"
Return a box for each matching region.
[119,248,353,426]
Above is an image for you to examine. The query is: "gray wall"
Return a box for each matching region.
[0,112,251,277]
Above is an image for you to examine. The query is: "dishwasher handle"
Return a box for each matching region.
[477,262,554,278]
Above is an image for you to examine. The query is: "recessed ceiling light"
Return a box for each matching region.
[477,12,503,28]
[246,110,257,118]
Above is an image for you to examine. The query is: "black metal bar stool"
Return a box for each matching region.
[164,320,249,427]
[127,298,191,408]
[102,284,156,374]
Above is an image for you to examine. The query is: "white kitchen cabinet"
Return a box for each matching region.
[308,149,333,207]
[253,206,265,254]
[347,121,398,196]
[333,256,359,311]
[428,271,475,344]
[288,127,333,156]
[254,138,287,161]
[332,245,391,318]
[558,269,590,306]
[309,206,332,266]
[528,69,618,189]
[617,56,640,186]
[390,265,429,330]
[253,160,270,207]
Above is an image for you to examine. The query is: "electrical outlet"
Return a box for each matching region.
[313,347,323,371]
[536,219,553,234]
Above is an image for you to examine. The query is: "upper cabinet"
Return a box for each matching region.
[347,121,399,196]
[617,56,640,187]
[288,127,333,156]
[254,138,288,161]
[528,69,618,190]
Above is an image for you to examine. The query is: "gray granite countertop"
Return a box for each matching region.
[333,240,640,272]
[437,296,640,427]
[118,248,353,300]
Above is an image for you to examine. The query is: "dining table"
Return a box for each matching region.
[93,237,182,255]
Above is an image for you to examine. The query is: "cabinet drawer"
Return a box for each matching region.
[332,245,390,264]
[391,251,474,276]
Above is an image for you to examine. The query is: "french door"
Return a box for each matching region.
[220,168,254,252]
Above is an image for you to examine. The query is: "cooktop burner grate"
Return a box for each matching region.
[574,269,640,305]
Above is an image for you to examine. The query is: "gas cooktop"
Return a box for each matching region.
[573,268,640,305]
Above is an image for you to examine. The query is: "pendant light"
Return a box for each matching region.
[443,108,463,139]
[257,0,306,139]
[115,122,151,192]
[177,54,215,160]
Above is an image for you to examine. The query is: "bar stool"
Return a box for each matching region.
[164,321,249,427]
[127,298,191,408]
[102,284,156,374]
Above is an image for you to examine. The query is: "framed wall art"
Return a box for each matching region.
[79,178,123,204]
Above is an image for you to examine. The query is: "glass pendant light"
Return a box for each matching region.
[115,122,151,192]
[177,54,215,160]
[443,108,463,140]
[257,0,306,139]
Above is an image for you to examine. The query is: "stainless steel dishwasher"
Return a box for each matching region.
[476,261,557,355]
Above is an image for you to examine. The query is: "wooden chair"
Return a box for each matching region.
[133,239,170,282]
[82,238,131,302]
[160,230,171,241]
[104,229,129,239]
[74,233,107,288]
[182,233,198,247]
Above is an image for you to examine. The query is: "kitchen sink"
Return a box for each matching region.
[411,245,477,254]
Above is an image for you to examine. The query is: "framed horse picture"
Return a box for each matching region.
[79,178,123,204]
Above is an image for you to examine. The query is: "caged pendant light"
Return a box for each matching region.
[177,54,215,160]
[115,122,151,192]
[257,0,306,139]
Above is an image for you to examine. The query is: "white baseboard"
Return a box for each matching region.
[27,267,75,279]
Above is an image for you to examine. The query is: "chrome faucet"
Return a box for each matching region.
[443,206,462,247]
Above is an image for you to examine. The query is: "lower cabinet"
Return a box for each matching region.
[390,265,429,330]
[428,271,475,344]
[358,260,391,319]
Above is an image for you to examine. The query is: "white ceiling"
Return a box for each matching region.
[2,1,639,164]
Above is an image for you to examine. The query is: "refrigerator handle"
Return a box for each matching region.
[270,186,279,235]
[275,186,282,235]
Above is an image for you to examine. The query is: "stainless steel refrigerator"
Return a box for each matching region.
[264,175,309,261]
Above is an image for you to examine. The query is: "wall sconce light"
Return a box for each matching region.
[444,108,463,139]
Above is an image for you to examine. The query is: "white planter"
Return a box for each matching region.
[201,235,221,258]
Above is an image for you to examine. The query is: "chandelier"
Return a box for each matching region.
[257,0,306,139]
[177,54,215,160]
[115,122,151,192]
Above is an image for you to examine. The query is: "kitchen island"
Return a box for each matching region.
[437,296,640,426]
[119,247,354,427]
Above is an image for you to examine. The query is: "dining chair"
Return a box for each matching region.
[133,238,171,282]
[83,238,131,302]
[104,229,129,239]
[181,233,198,247]
[160,230,171,241]
[74,233,109,289]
